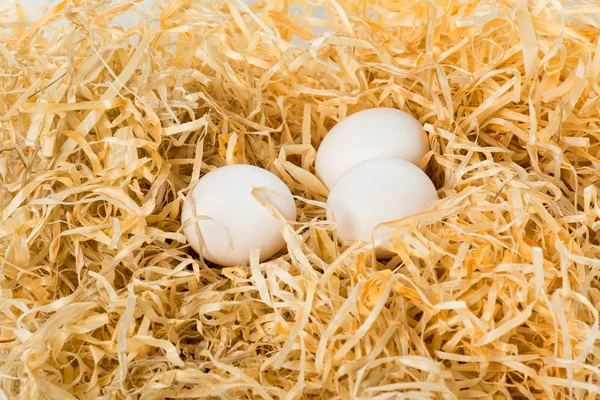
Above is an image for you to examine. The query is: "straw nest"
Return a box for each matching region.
[1,0,600,398]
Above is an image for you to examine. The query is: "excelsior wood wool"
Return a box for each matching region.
[1,1,600,399]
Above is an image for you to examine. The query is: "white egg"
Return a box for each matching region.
[315,107,429,189]
[327,157,438,243]
[181,165,296,267]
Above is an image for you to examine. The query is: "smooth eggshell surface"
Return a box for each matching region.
[327,157,438,243]
[181,165,296,267]
[315,108,429,189]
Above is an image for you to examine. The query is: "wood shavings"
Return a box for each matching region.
[1,0,600,398]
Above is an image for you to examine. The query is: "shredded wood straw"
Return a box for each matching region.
[1,0,600,398]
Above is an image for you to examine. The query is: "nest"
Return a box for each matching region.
[1,0,600,398]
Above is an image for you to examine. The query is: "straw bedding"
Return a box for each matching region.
[1,0,600,398]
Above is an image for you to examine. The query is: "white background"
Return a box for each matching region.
[11,0,329,41]
[14,0,327,23]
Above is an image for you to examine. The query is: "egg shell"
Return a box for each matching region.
[181,165,296,267]
[315,107,429,189]
[327,157,438,243]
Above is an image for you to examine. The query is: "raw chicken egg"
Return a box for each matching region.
[315,108,429,189]
[181,165,296,267]
[327,157,438,243]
